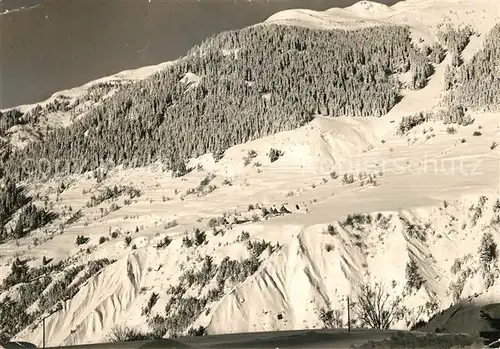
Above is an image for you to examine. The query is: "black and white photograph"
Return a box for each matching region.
[0,0,499,348]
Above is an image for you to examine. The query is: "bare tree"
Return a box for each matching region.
[107,325,150,342]
[318,308,343,329]
[351,282,403,329]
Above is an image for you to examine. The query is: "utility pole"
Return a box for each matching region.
[42,316,46,348]
[347,296,351,333]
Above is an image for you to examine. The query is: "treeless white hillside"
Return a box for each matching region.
[423,289,500,334]
[264,0,500,45]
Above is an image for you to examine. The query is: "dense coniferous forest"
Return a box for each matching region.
[0,109,26,137]
[2,25,436,181]
[0,180,31,241]
[444,23,500,109]
[0,180,57,242]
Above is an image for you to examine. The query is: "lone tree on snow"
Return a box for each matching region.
[351,281,404,329]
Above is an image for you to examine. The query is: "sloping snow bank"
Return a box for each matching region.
[15,250,150,347]
[264,0,500,45]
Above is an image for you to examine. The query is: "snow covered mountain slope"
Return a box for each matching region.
[0,0,499,347]
[264,0,500,45]
[0,61,175,149]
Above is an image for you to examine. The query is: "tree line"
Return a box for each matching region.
[0,180,57,243]
[2,24,437,181]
